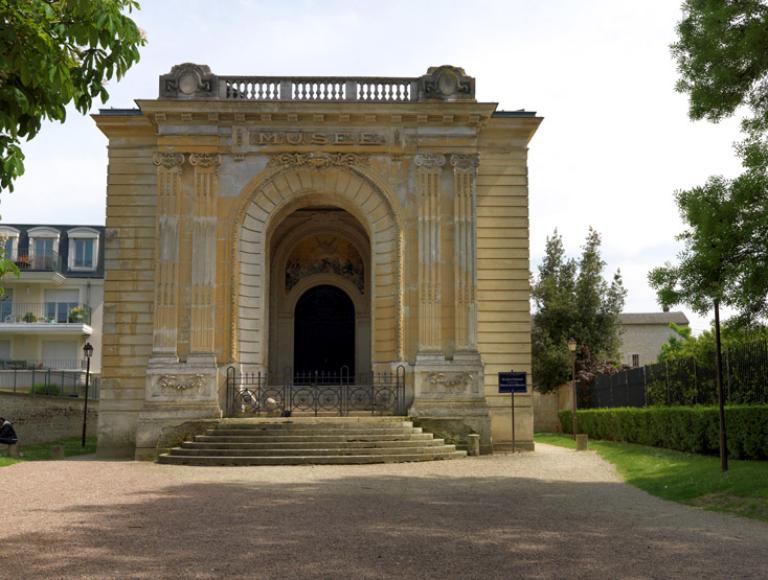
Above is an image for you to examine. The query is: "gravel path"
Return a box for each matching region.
[1,444,766,579]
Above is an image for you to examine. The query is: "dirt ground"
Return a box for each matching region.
[1,444,766,579]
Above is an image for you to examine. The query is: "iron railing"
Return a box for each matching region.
[0,302,92,324]
[226,366,406,417]
[579,340,768,408]
[0,367,99,399]
[13,252,63,272]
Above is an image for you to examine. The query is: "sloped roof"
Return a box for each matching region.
[619,312,689,326]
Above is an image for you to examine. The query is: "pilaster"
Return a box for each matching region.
[151,152,184,362]
[188,153,221,363]
[450,154,479,353]
[415,153,445,354]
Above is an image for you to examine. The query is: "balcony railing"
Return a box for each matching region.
[14,252,64,273]
[0,302,92,325]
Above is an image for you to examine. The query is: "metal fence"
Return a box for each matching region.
[0,368,100,400]
[226,367,406,417]
[579,341,768,408]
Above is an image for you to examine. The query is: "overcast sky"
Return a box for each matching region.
[1,0,746,332]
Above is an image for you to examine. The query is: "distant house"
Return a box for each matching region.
[0,224,104,374]
[618,312,689,367]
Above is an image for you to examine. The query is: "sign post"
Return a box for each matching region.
[498,371,527,452]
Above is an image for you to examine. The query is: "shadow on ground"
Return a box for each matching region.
[2,470,767,579]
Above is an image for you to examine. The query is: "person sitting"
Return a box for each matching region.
[0,417,18,446]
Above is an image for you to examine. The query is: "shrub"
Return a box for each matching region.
[22,312,37,323]
[558,406,768,460]
[30,383,61,396]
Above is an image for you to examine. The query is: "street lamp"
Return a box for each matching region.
[567,338,577,438]
[81,342,94,448]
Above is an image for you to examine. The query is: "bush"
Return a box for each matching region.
[558,406,768,460]
[29,383,61,396]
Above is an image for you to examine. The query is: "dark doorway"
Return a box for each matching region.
[294,285,355,379]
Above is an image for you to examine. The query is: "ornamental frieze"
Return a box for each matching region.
[267,152,369,169]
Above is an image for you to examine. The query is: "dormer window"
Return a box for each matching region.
[0,227,19,261]
[27,227,60,270]
[67,228,99,271]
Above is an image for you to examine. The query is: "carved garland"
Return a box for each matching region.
[267,153,369,168]
[426,371,475,393]
[157,374,206,392]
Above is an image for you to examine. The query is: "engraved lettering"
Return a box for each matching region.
[310,133,329,145]
[286,133,303,145]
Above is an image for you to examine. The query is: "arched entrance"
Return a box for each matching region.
[294,285,355,377]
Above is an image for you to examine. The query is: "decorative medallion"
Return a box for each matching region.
[157,374,206,392]
[419,65,475,101]
[159,63,217,98]
[267,153,369,169]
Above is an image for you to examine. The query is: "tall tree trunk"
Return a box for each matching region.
[714,299,728,472]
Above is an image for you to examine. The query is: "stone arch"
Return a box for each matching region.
[234,165,402,372]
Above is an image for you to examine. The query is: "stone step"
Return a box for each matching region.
[169,445,458,457]
[195,433,434,444]
[208,427,422,437]
[217,420,415,430]
[182,438,447,450]
[158,451,467,466]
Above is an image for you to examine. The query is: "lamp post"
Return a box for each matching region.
[567,338,577,438]
[81,342,94,448]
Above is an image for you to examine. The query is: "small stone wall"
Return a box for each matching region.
[0,391,98,445]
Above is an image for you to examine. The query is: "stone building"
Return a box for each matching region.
[618,311,690,367]
[94,64,541,459]
[0,224,104,374]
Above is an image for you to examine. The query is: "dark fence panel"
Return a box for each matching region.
[581,340,768,408]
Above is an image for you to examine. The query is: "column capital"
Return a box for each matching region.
[153,152,185,169]
[414,153,446,169]
[188,152,222,168]
[449,154,479,170]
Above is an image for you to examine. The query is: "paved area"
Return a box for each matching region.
[1,444,767,579]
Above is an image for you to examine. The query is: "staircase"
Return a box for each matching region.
[158,417,466,465]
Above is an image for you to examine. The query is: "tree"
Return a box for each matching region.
[0,0,146,192]
[672,0,768,170]
[532,228,626,393]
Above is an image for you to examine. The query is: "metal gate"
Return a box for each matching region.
[225,366,406,417]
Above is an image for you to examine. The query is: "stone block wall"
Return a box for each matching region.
[0,391,98,444]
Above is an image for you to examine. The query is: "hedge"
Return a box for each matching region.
[558,406,768,460]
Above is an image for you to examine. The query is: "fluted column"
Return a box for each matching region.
[451,154,479,351]
[151,152,185,359]
[188,153,221,357]
[415,153,445,352]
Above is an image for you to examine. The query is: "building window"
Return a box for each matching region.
[67,228,99,271]
[631,354,640,367]
[73,238,94,268]
[0,227,20,261]
[28,227,61,270]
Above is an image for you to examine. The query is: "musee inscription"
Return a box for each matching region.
[249,132,385,146]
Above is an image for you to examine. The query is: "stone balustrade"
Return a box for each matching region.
[159,64,475,102]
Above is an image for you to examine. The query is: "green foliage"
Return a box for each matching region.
[0,436,97,467]
[659,321,768,363]
[673,0,768,171]
[0,0,146,192]
[29,383,61,396]
[535,433,768,522]
[532,228,626,392]
[558,406,768,460]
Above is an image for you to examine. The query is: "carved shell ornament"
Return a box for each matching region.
[157,374,206,392]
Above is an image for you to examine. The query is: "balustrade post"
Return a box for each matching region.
[279,80,293,101]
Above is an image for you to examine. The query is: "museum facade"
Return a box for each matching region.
[94,64,540,459]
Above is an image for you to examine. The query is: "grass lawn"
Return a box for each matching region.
[535,432,768,523]
[0,436,97,467]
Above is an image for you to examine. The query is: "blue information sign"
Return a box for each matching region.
[498,371,527,394]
